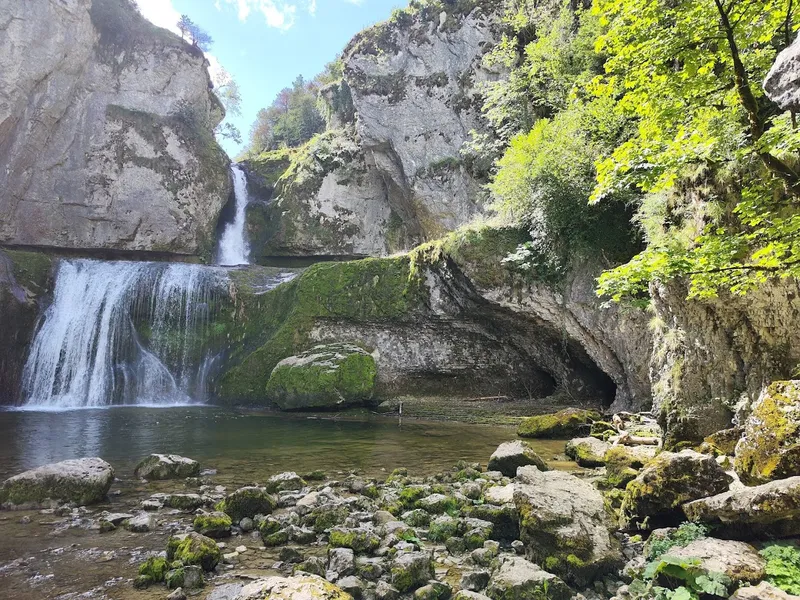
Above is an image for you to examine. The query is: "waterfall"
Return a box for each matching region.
[20,260,231,409]
[216,165,250,266]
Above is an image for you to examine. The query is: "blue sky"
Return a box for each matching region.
[135,0,404,156]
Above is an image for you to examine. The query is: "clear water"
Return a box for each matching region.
[216,165,251,266]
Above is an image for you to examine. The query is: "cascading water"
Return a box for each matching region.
[20,260,231,409]
[216,165,250,266]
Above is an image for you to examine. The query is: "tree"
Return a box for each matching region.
[177,15,193,40]
[187,22,213,51]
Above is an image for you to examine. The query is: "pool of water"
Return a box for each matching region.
[0,407,571,483]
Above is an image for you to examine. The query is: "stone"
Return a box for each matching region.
[165,493,206,511]
[134,454,200,480]
[482,485,514,505]
[330,528,381,554]
[167,588,187,600]
[167,532,222,572]
[267,472,306,493]
[461,482,482,500]
[620,450,732,530]
[235,574,351,600]
[517,409,601,439]
[667,538,766,584]
[417,493,457,514]
[730,581,800,599]
[376,580,400,600]
[602,445,657,489]
[428,515,460,542]
[124,512,155,533]
[735,381,800,484]
[414,582,451,600]
[240,517,255,532]
[513,465,622,587]
[460,570,491,592]
[295,556,327,577]
[390,551,434,592]
[702,427,743,456]
[337,576,365,599]
[221,487,277,521]
[280,547,304,564]
[193,512,232,539]
[766,35,800,111]
[102,512,134,525]
[487,441,548,477]
[454,593,491,600]
[0,457,114,508]
[267,344,377,411]
[484,557,571,600]
[402,509,431,527]
[683,475,800,538]
[329,547,356,577]
[565,437,612,468]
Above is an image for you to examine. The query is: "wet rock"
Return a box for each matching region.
[514,465,621,587]
[235,574,351,600]
[102,512,134,525]
[124,512,155,533]
[280,547,304,564]
[329,547,356,577]
[221,486,277,521]
[487,441,547,477]
[668,538,766,584]
[460,570,491,591]
[454,593,491,600]
[0,457,114,508]
[517,408,600,439]
[134,454,200,480]
[165,493,207,511]
[390,551,434,592]
[683,475,800,538]
[620,450,732,530]
[566,437,612,468]
[485,556,571,600]
[193,511,232,539]
[267,472,307,493]
[735,381,800,484]
[167,532,221,572]
[295,556,327,577]
[141,498,163,511]
[730,581,800,599]
[240,517,255,532]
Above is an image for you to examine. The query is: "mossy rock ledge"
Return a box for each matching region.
[0,457,114,508]
[266,343,378,411]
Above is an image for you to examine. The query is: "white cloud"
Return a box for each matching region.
[134,0,182,34]
[307,0,317,17]
[344,0,365,5]
[216,0,299,30]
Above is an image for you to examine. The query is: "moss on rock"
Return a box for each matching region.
[193,511,232,539]
[517,409,601,439]
[220,486,277,521]
[166,532,221,572]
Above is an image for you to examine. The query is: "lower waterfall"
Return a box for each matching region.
[20,260,231,409]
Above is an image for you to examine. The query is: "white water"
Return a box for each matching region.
[21,260,230,409]
[216,165,250,266]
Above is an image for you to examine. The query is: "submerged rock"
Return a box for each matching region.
[0,457,114,508]
[484,556,571,600]
[735,380,800,484]
[517,408,600,439]
[513,465,621,587]
[267,344,377,411]
[487,441,547,477]
[620,450,732,530]
[134,454,200,480]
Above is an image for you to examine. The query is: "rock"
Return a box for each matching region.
[280,547,304,564]
[337,576,365,599]
[235,574,351,600]
[221,487,277,521]
[484,556,571,600]
[428,515,460,542]
[602,445,657,489]
[729,581,800,599]
[517,408,600,439]
[329,528,381,554]
[102,512,134,525]
[667,538,765,584]
[295,556,327,577]
[240,517,255,532]
[390,551,434,592]
[167,532,222,572]
[267,472,306,493]
[165,493,206,511]
[460,570,491,591]
[417,493,457,514]
[141,498,163,511]
[402,509,431,527]
[0,0,230,257]
[683,475,800,538]
[376,580,400,600]
[735,381,800,484]
[134,454,200,480]
[167,587,187,600]
[487,441,548,477]
[124,512,155,533]
[194,512,232,539]
[766,35,800,111]
[463,503,519,541]
[0,457,114,508]
[454,593,491,600]
[513,465,621,587]
[565,437,612,468]
[414,582,451,600]
[329,548,356,577]
[267,344,377,411]
[482,485,514,505]
[620,450,732,530]
[702,427,743,456]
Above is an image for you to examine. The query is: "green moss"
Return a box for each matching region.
[193,512,232,538]
[4,250,53,294]
[221,487,277,521]
[307,505,349,532]
[601,446,648,489]
[243,148,295,189]
[329,528,381,553]
[138,557,169,583]
[517,409,601,439]
[263,530,290,547]
[165,567,185,590]
[167,532,221,572]
[398,486,428,510]
[428,516,460,542]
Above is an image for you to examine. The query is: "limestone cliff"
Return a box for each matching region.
[0,0,230,259]
[243,0,500,261]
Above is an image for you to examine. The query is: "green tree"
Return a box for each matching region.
[177,14,193,40]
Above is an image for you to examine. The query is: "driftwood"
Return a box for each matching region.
[610,432,661,447]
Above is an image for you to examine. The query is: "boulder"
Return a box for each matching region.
[487,441,547,477]
[235,574,352,600]
[266,344,377,411]
[513,465,622,586]
[165,493,206,511]
[702,427,743,456]
[565,437,611,468]
[329,528,381,554]
[390,551,434,592]
[167,532,221,572]
[735,381,800,484]
[0,457,114,508]
[221,487,277,521]
[484,556,571,600]
[267,472,306,493]
[765,35,800,111]
[329,547,356,577]
[134,454,200,480]
[194,511,233,539]
[667,538,766,584]
[602,445,657,489]
[124,512,155,533]
[454,593,491,600]
[683,476,800,538]
[729,581,800,599]
[620,450,732,530]
[483,484,514,505]
[517,408,600,439]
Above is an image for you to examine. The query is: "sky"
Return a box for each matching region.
[134,0,405,157]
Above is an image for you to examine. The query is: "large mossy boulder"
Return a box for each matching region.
[134,454,200,480]
[620,450,732,530]
[513,465,622,587]
[735,381,800,484]
[220,486,277,521]
[484,556,571,600]
[235,574,353,600]
[487,441,548,477]
[565,437,611,468]
[167,532,221,572]
[266,344,377,411]
[516,408,600,439]
[193,511,232,539]
[0,457,114,508]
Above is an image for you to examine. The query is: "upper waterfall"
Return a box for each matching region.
[216,165,251,267]
[21,260,231,409]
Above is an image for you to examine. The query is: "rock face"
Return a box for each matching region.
[513,465,621,587]
[0,0,230,258]
[244,1,500,259]
[0,457,114,507]
[765,34,800,110]
[266,344,378,411]
[134,454,200,480]
[735,380,800,484]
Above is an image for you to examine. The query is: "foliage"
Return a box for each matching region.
[627,555,732,600]
[646,523,709,560]
[212,66,243,144]
[176,14,213,50]
[760,542,800,594]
